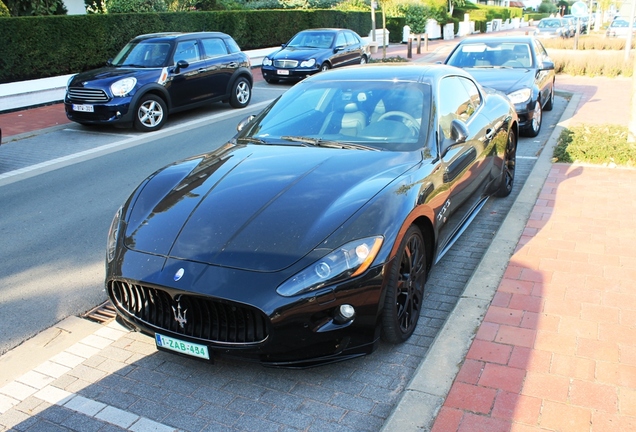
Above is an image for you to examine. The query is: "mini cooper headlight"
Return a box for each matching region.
[262,57,273,66]
[110,78,137,97]
[276,236,383,297]
[300,59,316,68]
[107,207,122,263]
[507,88,532,105]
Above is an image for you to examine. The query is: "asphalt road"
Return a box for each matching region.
[0,78,568,431]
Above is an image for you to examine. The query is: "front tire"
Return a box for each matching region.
[523,100,542,137]
[544,83,555,111]
[382,226,427,343]
[230,77,252,108]
[134,95,167,132]
[360,55,368,65]
[495,128,517,197]
[320,62,331,72]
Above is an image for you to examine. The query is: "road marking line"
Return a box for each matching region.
[0,99,273,186]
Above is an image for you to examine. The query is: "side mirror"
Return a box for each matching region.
[237,115,256,132]
[106,58,113,66]
[281,43,287,48]
[175,59,189,72]
[542,59,555,70]
[441,119,469,157]
[334,45,345,53]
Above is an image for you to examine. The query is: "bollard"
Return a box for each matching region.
[407,36,412,58]
[416,34,421,54]
[424,33,428,51]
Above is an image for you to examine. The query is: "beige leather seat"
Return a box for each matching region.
[340,103,367,136]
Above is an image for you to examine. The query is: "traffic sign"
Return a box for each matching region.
[571,1,588,18]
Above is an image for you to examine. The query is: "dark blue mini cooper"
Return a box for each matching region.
[64,32,253,132]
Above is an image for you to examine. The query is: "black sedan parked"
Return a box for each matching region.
[106,64,518,368]
[444,36,555,137]
[261,28,370,83]
[65,32,253,132]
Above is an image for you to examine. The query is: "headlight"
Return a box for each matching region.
[300,59,316,68]
[107,207,122,263]
[110,78,137,97]
[507,88,532,105]
[262,57,272,66]
[276,236,383,297]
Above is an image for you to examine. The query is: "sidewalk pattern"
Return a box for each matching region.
[432,164,636,431]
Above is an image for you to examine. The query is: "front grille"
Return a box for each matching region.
[273,59,299,68]
[109,280,269,344]
[67,87,109,103]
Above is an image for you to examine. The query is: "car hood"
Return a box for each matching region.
[124,144,416,272]
[466,68,534,94]
[270,46,330,61]
[69,67,160,88]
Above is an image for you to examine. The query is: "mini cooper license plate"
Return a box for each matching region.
[155,333,210,360]
[276,69,290,75]
[72,104,94,112]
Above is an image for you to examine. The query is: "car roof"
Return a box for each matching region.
[133,32,230,42]
[457,35,535,44]
[304,63,471,85]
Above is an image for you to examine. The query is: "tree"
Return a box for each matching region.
[5,0,67,15]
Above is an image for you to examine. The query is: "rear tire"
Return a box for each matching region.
[230,77,251,108]
[495,128,517,197]
[381,226,427,343]
[134,95,167,132]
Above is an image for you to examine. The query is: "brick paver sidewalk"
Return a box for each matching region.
[432,164,636,431]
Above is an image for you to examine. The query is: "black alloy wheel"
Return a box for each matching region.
[382,226,427,343]
[134,95,167,132]
[495,128,517,197]
[524,99,542,137]
[544,83,555,111]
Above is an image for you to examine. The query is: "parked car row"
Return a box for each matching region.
[81,29,545,367]
[59,26,563,366]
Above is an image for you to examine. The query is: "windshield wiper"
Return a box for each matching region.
[237,137,269,144]
[281,136,379,151]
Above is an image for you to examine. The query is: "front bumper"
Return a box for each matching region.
[107,249,387,368]
[64,97,134,125]
[261,65,320,82]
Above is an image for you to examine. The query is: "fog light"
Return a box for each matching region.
[334,304,355,324]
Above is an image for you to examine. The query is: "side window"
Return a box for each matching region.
[344,31,355,46]
[201,38,228,59]
[458,77,482,113]
[173,41,200,64]
[534,40,547,58]
[335,32,347,47]
[438,76,475,139]
[224,37,241,54]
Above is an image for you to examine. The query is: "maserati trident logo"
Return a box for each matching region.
[172,297,187,329]
[174,268,185,281]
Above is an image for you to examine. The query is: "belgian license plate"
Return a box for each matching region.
[277,69,290,76]
[155,333,210,360]
[72,104,94,112]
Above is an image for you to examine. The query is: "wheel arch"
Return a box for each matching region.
[224,68,253,98]
[131,84,171,111]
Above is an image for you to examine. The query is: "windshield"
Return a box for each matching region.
[287,31,335,49]
[538,19,563,29]
[447,42,533,68]
[239,79,431,151]
[112,40,172,68]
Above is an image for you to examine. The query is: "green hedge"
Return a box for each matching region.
[0,10,405,83]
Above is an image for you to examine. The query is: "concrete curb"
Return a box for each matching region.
[381,92,581,431]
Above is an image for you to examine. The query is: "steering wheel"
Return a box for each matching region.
[377,111,420,137]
